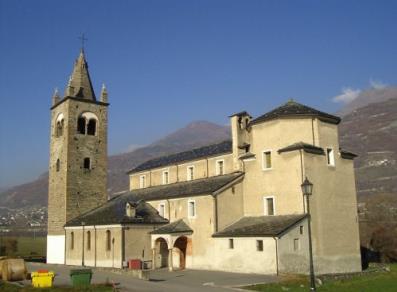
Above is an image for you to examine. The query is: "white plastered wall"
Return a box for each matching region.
[192,237,277,274]
[47,235,65,264]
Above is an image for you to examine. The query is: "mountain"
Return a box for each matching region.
[337,86,397,116]
[339,97,397,196]
[0,121,230,209]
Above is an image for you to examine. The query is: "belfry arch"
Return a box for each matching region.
[77,112,98,136]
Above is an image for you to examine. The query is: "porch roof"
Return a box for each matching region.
[150,219,193,235]
[212,214,307,238]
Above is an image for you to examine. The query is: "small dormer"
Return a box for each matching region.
[126,202,137,218]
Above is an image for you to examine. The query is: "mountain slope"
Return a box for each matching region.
[0,121,230,208]
[339,97,397,196]
[337,86,397,116]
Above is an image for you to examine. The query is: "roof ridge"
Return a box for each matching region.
[249,100,341,126]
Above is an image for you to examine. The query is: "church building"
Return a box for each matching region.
[47,50,361,275]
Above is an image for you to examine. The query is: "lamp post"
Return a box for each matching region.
[301,177,316,292]
[82,221,85,267]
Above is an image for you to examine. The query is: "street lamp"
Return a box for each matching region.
[301,177,316,292]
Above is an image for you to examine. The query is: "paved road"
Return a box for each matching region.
[25,263,278,291]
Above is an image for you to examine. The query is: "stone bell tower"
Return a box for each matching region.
[47,49,109,264]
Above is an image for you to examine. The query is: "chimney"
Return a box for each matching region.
[229,111,252,171]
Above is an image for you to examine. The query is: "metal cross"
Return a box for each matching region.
[78,33,88,49]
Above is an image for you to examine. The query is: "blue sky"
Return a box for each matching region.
[0,0,396,188]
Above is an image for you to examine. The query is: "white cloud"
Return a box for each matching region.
[332,87,361,103]
[369,79,387,90]
[123,144,145,153]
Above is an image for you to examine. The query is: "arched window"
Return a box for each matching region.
[56,120,64,137]
[77,117,86,134]
[87,231,91,250]
[83,158,91,170]
[56,113,64,137]
[106,230,111,251]
[70,232,74,250]
[77,112,98,136]
[56,159,60,172]
[87,119,96,136]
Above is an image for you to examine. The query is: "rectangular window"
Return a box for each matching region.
[262,151,272,169]
[294,238,300,251]
[300,226,304,235]
[83,157,91,170]
[326,148,335,166]
[256,240,264,251]
[229,238,234,249]
[139,175,146,188]
[187,166,194,181]
[188,200,196,218]
[264,196,275,215]
[159,203,165,217]
[216,160,224,175]
[162,171,169,184]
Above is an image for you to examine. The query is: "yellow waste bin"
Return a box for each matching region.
[31,271,55,288]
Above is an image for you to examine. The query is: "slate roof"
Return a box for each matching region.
[212,214,307,237]
[278,142,325,155]
[128,140,232,174]
[65,172,243,227]
[150,219,193,234]
[132,172,244,201]
[249,100,341,126]
[65,199,168,227]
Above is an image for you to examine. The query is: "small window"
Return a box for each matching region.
[188,200,196,218]
[256,240,264,251]
[159,203,165,217]
[326,148,335,166]
[300,226,304,235]
[106,230,111,251]
[87,231,91,250]
[294,238,300,251]
[83,157,91,170]
[70,232,74,250]
[187,166,194,181]
[264,196,275,215]
[87,119,96,136]
[216,160,224,175]
[262,151,272,169]
[139,175,146,188]
[163,171,169,184]
[77,117,86,134]
[56,159,60,172]
[229,238,234,249]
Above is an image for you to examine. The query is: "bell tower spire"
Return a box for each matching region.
[64,48,96,100]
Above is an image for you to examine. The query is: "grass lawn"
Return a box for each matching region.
[0,281,113,291]
[245,264,397,292]
[1,236,46,257]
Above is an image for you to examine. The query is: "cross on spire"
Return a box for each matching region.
[78,33,88,50]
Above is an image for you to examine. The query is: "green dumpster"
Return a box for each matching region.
[70,269,92,287]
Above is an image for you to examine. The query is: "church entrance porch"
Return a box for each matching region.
[151,233,192,271]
